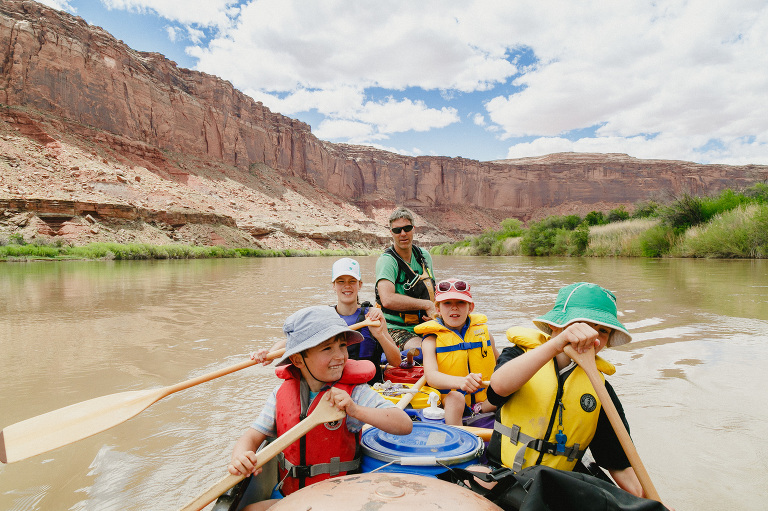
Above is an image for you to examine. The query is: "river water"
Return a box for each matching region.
[1,255,767,510]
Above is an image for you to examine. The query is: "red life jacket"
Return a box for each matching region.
[274,359,375,495]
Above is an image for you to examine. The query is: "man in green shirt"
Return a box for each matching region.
[375,206,436,352]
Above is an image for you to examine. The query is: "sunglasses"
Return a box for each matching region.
[437,280,470,293]
[391,224,414,234]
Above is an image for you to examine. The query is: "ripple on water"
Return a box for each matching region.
[4,486,51,511]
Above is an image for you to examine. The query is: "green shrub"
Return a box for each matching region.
[680,204,768,258]
[743,183,768,204]
[660,193,706,230]
[585,211,606,226]
[489,238,506,256]
[569,221,590,256]
[9,233,25,245]
[631,200,660,219]
[607,206,630,223]
[638,224,674,257]
[520,215,583,256]
[500,218,524,236]
[471,231,496,255]
[561,215,582,230]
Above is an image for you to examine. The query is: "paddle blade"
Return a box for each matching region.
[0,389,162,464]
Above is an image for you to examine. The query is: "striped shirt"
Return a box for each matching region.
[251,382,395,436]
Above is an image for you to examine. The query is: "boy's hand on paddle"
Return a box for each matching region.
[228,450,263,477]
[249,348,271,366]
[460,373,483,393]
[366,309,387,336]
[326,387,356,417]
[554,322,600,354]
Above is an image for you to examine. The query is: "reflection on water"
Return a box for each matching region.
[1,256,767,510]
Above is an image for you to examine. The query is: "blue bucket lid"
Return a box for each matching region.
[361,422,483,466]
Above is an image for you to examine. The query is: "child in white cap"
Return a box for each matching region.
[252,258,401,383]
[331,257,401,383]
[228,306,412,510]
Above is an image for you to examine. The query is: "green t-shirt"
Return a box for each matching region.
[374,247,434,334]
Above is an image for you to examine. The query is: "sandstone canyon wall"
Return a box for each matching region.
[2,0,768,248]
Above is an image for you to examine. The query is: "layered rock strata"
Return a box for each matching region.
[2,0,767,248]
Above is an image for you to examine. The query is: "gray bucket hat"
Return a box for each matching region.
[277,306,364,365]
[533,282,631,347]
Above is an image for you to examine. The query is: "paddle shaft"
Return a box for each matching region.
[0,319,378,464]
[159,319,379,397]
[179,397,346,511]
[394,375,427,410]
[563,345,661,502]
[367,376,493,441]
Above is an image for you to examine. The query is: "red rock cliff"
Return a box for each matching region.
[2,0,767,245]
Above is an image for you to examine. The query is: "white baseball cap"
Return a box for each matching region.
[331,257,361,281]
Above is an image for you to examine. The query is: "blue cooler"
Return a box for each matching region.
[360,422,484,477]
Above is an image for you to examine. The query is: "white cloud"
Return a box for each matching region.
[487,1,768,163]
[356,98,458,134]
[189,0,518,92]
[315,119,376,142]
[186,26,205,44]
[165,25,178,42]
[242,86,366,117]
[38,0,76,11]
[100,0,239,28]
[243,88,459,142]
[91,0,768,163]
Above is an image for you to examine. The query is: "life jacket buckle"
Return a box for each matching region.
[290,464,312,479]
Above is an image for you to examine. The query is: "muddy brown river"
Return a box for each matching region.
[1,256,766,510]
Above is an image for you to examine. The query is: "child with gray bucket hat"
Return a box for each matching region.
[227,306,412,505]
[486,283,645,499]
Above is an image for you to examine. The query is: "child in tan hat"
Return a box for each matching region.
[229,306,412,510]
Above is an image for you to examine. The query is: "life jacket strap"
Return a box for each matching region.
[434,340,489,353]
[278,453,361,478]
[494,421,586,472]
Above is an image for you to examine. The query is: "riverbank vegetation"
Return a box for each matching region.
[0,238,375,261]
[433,184,768,258]
[4,184,767,261]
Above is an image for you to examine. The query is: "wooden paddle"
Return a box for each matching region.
[0,319,379,464]
[395,375,427,410]
[366,375,493,441]
[179,396,346,511]
[362,374,426,437]
[563,345,661,502]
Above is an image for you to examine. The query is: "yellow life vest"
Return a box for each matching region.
[414,314,495,406]
[494,327,615,472]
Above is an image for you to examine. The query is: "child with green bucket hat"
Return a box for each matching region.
[227,306,412,509]
[486,282,644,498]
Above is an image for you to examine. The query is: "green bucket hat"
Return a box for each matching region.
[533,282,631,347]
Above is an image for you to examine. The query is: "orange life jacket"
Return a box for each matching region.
[274,359,375,495]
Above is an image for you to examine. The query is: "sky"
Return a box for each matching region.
[40,0,768,165]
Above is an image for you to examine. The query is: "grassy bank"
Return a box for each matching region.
[0,240,377,261]
[433,184,768,258]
